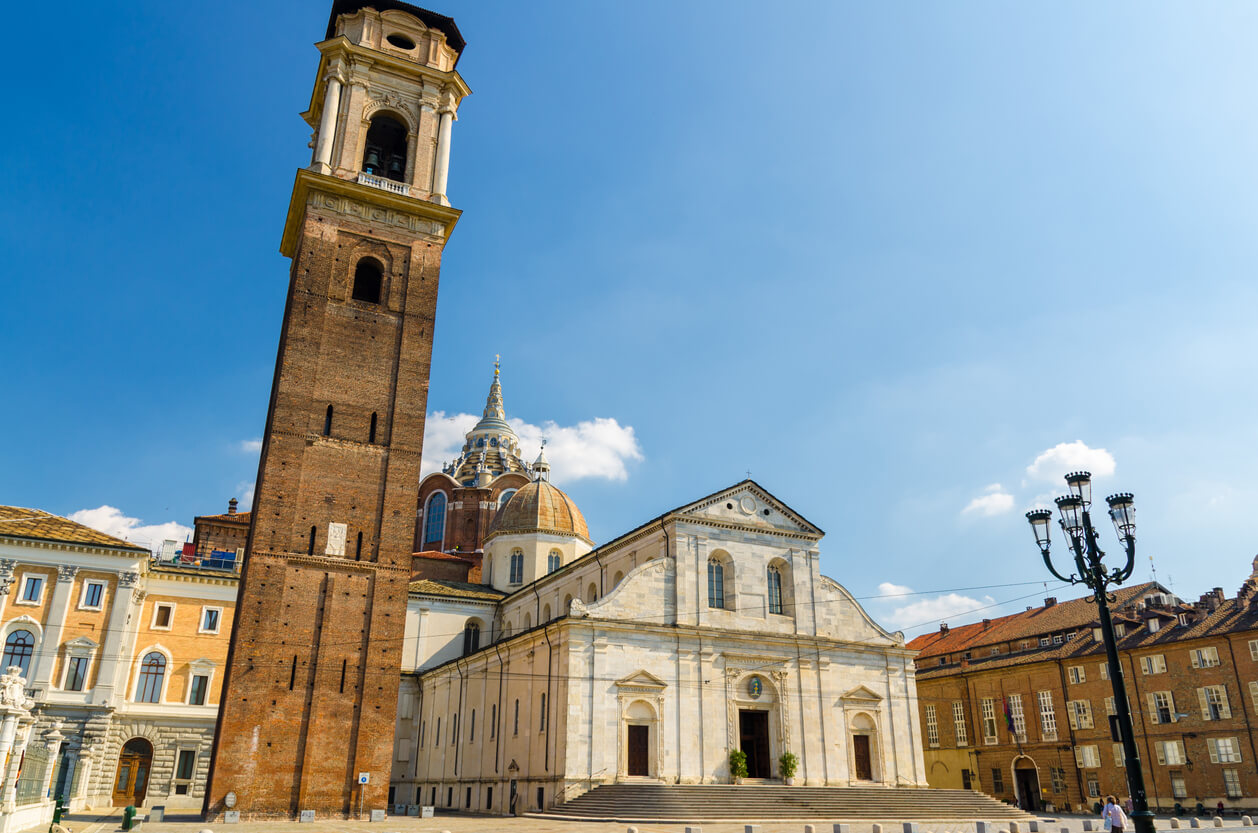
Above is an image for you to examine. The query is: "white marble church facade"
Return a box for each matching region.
[390,480,927,815]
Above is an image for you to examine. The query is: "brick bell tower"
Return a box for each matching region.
[205,1,469,820]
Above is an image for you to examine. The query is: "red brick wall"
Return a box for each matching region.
[207,185,451,819]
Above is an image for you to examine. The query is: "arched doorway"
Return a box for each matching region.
[849,712,881,782]
[1013,756,1041,811]
[112,738,153,807]
[622,699,657,778]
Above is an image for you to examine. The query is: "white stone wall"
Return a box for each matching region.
[397,482,929,813]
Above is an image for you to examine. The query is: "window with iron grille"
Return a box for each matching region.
[925,704,939,747]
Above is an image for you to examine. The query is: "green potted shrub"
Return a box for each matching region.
[778,751,799,785]
[728,748,748,784]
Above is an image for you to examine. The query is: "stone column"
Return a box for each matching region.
[42,722,65,799]
[314,76,343,171]
[431,108,454,205]
[30,566,78,692]
[93,572,142,705]
[1,718,34,811]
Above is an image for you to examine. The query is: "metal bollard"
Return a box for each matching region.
[1029,823,1039,833]
[1084,823,1094,832]
[905,824,919,833]
[976,821,990,833]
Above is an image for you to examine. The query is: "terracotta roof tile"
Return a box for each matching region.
[408,579,505,601]
[412,551,472,563]
[195,512,251,524]
[908,582,1160,659]
[0,505,147,552]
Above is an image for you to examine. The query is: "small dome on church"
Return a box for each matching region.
[487,480,591,543]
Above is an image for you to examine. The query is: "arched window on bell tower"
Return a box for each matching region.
[361,114,408,182]
[352,259,383,304]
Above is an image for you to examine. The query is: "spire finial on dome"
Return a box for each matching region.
[479,357,506,424]
[533,438,550,482]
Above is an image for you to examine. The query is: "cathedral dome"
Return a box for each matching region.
[487,480,591,543]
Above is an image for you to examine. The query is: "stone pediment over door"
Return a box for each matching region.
[615,670,667,694]
[840,685,882,704]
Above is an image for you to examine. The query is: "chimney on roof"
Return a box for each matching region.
[982,618,992,628]
[228,498,238,515]
[1044,596,1057,607]
[940,623,949,635]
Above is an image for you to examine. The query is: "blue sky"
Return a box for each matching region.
[4,2,1257,635]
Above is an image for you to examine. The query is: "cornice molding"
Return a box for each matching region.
[280,169,462,257]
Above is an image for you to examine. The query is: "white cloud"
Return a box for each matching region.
[419,411,481,478]
[239,438,263,453]
[235,481,256,509]
[419,411,643,482]
[873,581,998,631]
[962,483,1014,517]
[1026,441,1116,483]
[69,506,192,553]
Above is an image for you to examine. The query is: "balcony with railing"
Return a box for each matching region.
[357,172,410,196]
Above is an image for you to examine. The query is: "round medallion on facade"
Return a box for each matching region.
[739,496,756,515]
[747,676,763,699]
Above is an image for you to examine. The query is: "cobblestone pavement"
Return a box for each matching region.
[51,811,1257,833]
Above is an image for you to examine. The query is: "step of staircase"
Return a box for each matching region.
[543,784,1036,822]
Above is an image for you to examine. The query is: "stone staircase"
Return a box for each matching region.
[544,784,1036,822]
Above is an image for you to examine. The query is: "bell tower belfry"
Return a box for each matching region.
[205,1,468,820]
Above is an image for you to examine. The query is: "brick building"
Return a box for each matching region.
[0,506,237,826]
[191,499,248,568]
[910,558,1258,814]
[205,0,470,820]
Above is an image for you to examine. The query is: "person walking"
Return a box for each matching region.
[1105,795,1129,833]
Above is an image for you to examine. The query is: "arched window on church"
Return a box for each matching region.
[462,622,480,656]
[547,550,561,574]
[586,582,598,603]
[708,558,726,609]
[361,114,408,182]
[767,564,785,615]
[352,259,383,304]
[509,550,524,584]
[422,493,446,550]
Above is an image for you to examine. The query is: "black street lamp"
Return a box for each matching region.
[1025,471,1154,833]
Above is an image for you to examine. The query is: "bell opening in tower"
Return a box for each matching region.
[362,115,408,181]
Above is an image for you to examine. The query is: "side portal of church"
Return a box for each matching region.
[393,482,927,814]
